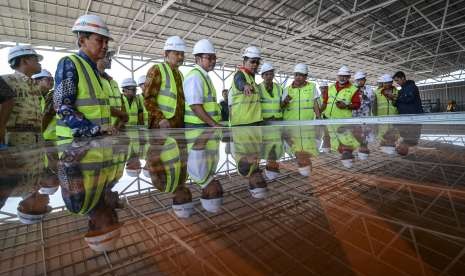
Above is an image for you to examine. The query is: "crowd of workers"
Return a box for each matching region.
[0,14,427,147]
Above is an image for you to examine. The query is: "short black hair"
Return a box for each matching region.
[393,71,406,79]
[77,31,93,47]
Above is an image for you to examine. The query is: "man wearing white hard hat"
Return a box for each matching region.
[229,46,263,126]
[0,45,43,146]
[136,75,149,127]
[32,69,57,141]
[352,71,375,117]
[374,74,399,116]
[322,65,360,119]
[257,63,283,121]
[282,63,321,120]
[144,36,186,129]
[184,39,222,128]
[97,51,128,130]
[121,78,144,126]
[318,80,329,113]
[54,14,114,138]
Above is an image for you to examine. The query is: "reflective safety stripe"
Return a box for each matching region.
[283,82,316,121]
[156,63,180,119]
[184,67,221,124]
[75,98,109,106]
[258,82,282,119]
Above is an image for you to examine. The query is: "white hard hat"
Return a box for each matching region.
[84,226,121,252]
[250,187,268,199]
[192,39,215,55]
[172,202,194,218]
[380,146,397,155]
[264,169,279,180]
[341,159,353,168]
[32,69,52,79]
[242,46,261,59]
[354,71,366,80]
[377,76,384,83]
[200,198,223,213]
[125,168,141,177]
[294,63,309,75]
[8,45,43,64]
[382,74,393,83]
[137,75,146,86]
[357,152,369,160]
[259,63,274,75]
[72,14,112,39]
[321,147,331,153]
[17,209,47,225]
[298,166,311,177]
[164,36,186,52]
[319,81,328,87]
[121,78,137,88]
[337,65,351,76]
[39,186,59,195]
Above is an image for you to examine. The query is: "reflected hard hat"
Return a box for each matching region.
[341,159,353,168]
[250,187,268,199]
[380,146,397,155]
[337,65,351,76]
[264,169,279,180]
[298,166,311,177]
[200,198,223,213]
[259,63,274,74]
[125,168,141,177]
[164,36,186,52]
[39,186,59,195]
[8,45,43,64]
[192,39,215,55]
[242,46,261,58]
[357,152,369,160]
[121,78,137,88]
[72,14,112,39]
[354,71,366,80]
[32,69,52,79]
[172,202,194,218]
[84,224,122,252]
[294,63,309,75]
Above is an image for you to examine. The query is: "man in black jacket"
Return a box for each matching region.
[392,71,424,114]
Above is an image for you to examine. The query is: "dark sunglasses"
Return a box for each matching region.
[248,59,260,65]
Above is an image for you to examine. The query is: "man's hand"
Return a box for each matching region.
[282,95,292,107]
[243,84,254,96]
[159,119,171,128]
[336,101,347,109]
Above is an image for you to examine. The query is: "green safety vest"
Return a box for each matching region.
[56,54,111,138]
[184,68,221,124]
[62,146,114,215]
[40,91,57,141]
[232,127,262,176]
[261,126,284,160]
[137,94,149,127]
[284,126,319,156]
[155,63,182,119]
[230,70,263,126]
[323,83,358,119]
[108,79,123,126]
[328,125,360,151]
[122,96,141,126]
[258,82,283,120]
[283,82,316,121]
[375,88,399,116]
[158,137,182,193]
